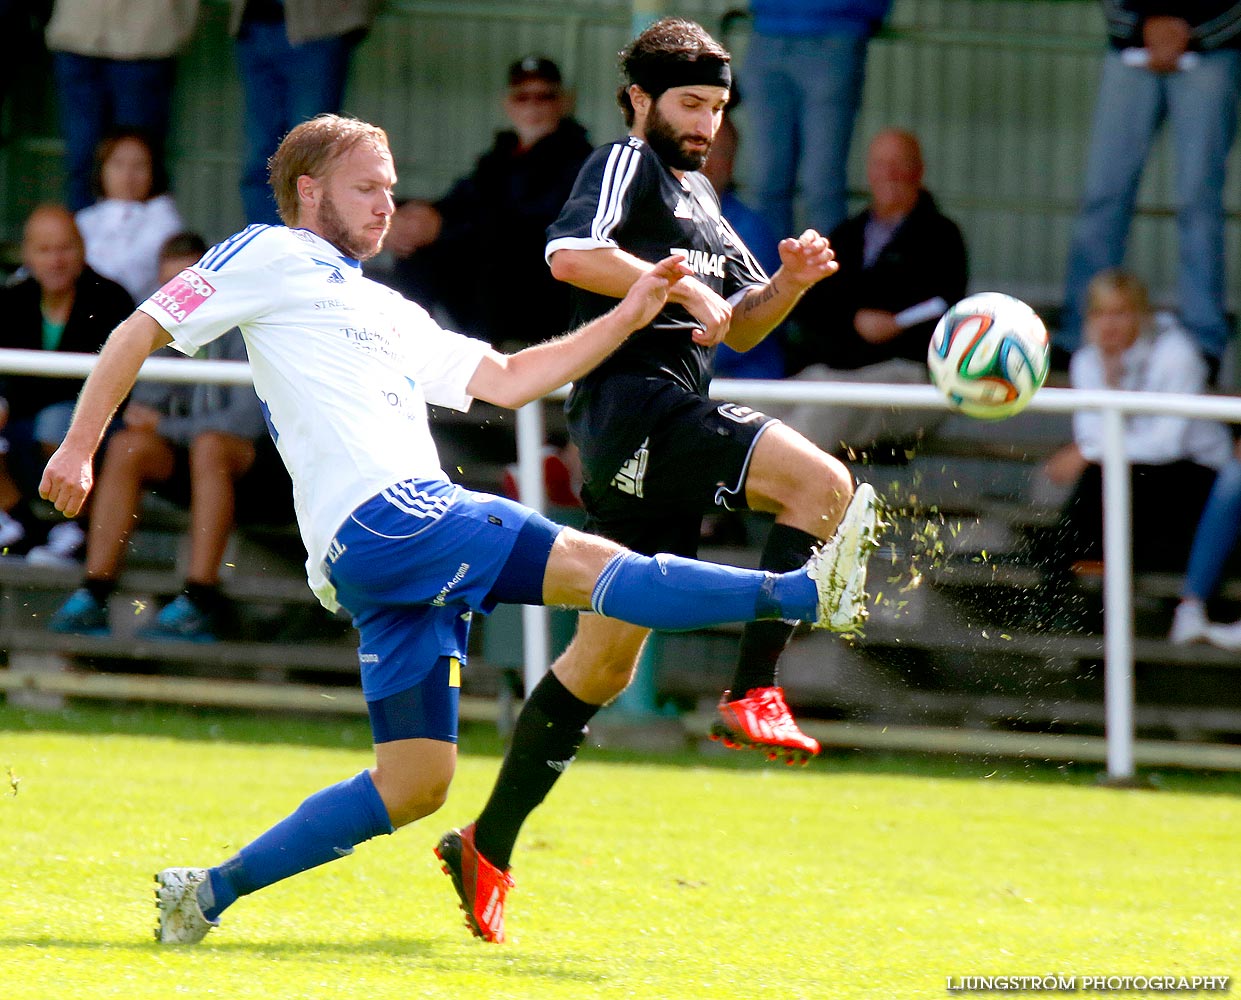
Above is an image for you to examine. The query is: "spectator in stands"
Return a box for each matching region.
[75,129,185,303]
[230,0,380,224]
[387,55,593,350]
[1058,3,1241,365]
[49,232,284,640]
[1041,269,1231,575]
[741,0,892,239]
[1169,443,1241,648]
[774,128,968,456]
[45,0,200,212]
[703,113,786,380]
[0,204,133,560]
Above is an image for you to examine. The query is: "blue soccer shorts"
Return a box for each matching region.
[324,479,562,735]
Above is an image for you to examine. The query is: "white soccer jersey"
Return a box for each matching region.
[138,224,491,608]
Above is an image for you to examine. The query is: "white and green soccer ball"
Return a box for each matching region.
[927,292,1050,420]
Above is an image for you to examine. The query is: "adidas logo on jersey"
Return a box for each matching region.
[673,197,694,220]
[670,247,726,279]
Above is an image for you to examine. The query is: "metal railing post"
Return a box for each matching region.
[515,401,551,696]
[1100,409,1136,781]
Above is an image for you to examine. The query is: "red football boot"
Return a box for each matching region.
[710,686,821,766]
[434,823,514,943]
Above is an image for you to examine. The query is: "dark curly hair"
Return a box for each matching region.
[617,17,731,127]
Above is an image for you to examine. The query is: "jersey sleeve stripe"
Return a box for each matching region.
[199,224,271,272]
[590,144,640,244]
[720,215,769,281]
[545,235,617,261]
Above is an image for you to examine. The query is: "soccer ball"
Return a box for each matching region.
[927,292,1050,420]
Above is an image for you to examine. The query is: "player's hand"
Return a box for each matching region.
[777,229,838,290]
[615,255,693,332]
[40,444,94,519]
[853,308,901,344]
[1143,16,1190,73]
[384,201,442,258]
[671,274,732,347]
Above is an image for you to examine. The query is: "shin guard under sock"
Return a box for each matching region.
[200,769,393,921]
[474,670,597,871]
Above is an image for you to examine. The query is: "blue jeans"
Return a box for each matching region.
[741,33,870,239]
[53,52,176,212]
[1060,49,1241,358]
[234,23,355,225]
[1184,459,1241,601]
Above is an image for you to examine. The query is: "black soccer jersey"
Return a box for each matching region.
[545,135,768,481]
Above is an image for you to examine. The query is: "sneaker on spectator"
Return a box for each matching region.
[1168,600,1209,645]
[26,520,86,567]
[137,594,218,642]
[0,509,25,553]
[49,587,110,635]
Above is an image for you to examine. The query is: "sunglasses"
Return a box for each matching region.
[510,89,560,104]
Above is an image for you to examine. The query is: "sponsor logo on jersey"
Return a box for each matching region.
[359,652,380,664]
[314,299,346,310]
[432,562,470,606]
[717,403,765,424]
[611,437,650,498]
[147,269,215,323]
[670,247,726,279]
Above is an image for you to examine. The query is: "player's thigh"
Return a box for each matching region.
[743,420,852,533]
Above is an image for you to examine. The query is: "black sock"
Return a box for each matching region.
[83,576,117,606]
[728,523,819,697]
[473,670,599,871]
[183,581,223,615]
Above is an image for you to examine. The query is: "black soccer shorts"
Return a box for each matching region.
[579,397,778,558]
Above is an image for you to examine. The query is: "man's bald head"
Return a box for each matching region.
[22,204,86,296]
[866,128,924,222]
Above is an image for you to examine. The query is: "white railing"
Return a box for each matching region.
[7,347,1241,780]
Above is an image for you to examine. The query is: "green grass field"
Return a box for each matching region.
[2,703,1238,999]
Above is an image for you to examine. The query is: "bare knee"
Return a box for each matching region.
[374,769,451,829]
[747,425,854,537]
[190,431,252,478]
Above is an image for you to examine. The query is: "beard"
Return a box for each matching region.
[645,102,712,172]
[319,190,387,261]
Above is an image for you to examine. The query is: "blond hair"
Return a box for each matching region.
[1086,268,1150,316]
[267,114,391,226]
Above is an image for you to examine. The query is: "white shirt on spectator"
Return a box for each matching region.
[76,193,184,302]
[136,224,490,608]
[1070,311,1233,469]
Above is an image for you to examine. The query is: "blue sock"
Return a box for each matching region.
[592,552,817,630]
[198,769,393,921]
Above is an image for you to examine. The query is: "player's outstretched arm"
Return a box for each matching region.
[468,255,690,409]
[726,229,839,353]
[550,246,731,346]
[40,311,172,517]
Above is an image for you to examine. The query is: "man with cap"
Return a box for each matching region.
[386,55,592,349]
[435,16,880,943]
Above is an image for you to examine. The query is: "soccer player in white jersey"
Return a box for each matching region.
[40,114,874,946]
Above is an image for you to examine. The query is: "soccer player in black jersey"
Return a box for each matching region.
[435,17,880,942]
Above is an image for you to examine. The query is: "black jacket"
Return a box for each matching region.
[0,266,133,420]
[1104,1,1241,51]
[432,118,593,346]
[790,190,968,372]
